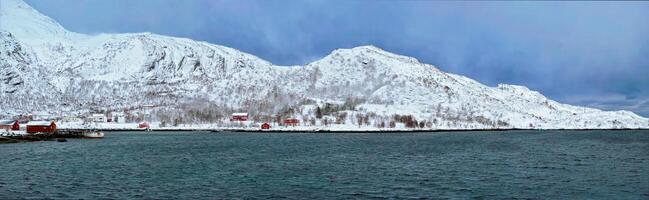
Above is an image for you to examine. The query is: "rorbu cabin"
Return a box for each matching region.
[231,113,249,121]
[261,123,271,130]
[26,121,57,133]
[283,119,300,126]
[0,120,20,131]
[139,121,150,129]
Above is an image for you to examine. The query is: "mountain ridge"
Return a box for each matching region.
[1,0,647,129]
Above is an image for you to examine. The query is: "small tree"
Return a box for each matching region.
[173,117,182,127]
[316,106,322,119]
[357,114,363,127]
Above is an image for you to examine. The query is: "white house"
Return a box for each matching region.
[88,114,107,123]
[31,112,51,121]
[112,112,127,123]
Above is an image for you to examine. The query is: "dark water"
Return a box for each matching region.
[1,131,648,199]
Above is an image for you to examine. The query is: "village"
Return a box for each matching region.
[0,112,305,135]
[1,101,436,142]
[0,111,303,143]
[1,98,479,144]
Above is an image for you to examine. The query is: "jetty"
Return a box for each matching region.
[0,129,102,143]
[0,136,21,144]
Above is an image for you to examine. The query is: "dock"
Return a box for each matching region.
[55,129,93,138]
[0,136,20,143]
[0,129,96,143]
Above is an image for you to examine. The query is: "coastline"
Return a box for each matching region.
[60,127,649,133]
[2,128,647,144]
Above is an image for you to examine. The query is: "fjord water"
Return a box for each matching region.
[1,131,648,199]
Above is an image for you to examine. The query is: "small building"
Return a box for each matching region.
[111,112,127,123]
[283,118,300,126]
[31,112,51,121]
[0,120,19,131]
[261,123,271,130]
[139,121,150,129]
[231,113,248,121]
[62,116,83,122]
[88,114,107,123]
[26,121,56,134]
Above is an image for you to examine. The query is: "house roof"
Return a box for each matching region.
[232,113,248,116]
[112,112,126,116]
[26,121,54,126]
[31,112,50,116]
[0,120,16,125]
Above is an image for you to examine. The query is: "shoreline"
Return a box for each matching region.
[61,128,649,133]
[3,128,647,144]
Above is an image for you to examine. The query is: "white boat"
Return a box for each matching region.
[83,130,104,138]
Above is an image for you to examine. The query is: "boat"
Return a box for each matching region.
[83,130,105,138]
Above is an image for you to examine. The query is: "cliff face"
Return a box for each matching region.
[1,0,647,129]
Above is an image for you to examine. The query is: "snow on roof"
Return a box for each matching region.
[31,111,50,115]
[91,114,105,117]
[26,121,54,126]
[0,120,16,125]
[232,113,248,116]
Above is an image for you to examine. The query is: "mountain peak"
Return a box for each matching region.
[0,0,74,45]
[334,45,389,55]
[0,0,30,9]
[351,45,384,51]
[322,45,421,67]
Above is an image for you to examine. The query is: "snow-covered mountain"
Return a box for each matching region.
[1,0,647,129]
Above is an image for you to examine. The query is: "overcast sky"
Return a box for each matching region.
[25,0,649,116]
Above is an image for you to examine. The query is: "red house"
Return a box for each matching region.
[231,113,248,121]
[139,121,150,129]
[26,121,56,133]
[261,123,271,130]
[283,119,300,126]
[0,120,20,131]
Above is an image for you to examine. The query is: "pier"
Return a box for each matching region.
[0,129,96,143]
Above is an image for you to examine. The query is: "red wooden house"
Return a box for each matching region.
[26,121,56,133]
[139,121,150,129]
[0,120,20,131]
[231,113,248,121]
[283,119,300,126]
[261,123,271,129]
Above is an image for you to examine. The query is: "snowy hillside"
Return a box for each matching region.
[1,0,647,129]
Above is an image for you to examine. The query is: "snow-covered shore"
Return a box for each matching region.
[54,122,648,132]
[0,129,27,137]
